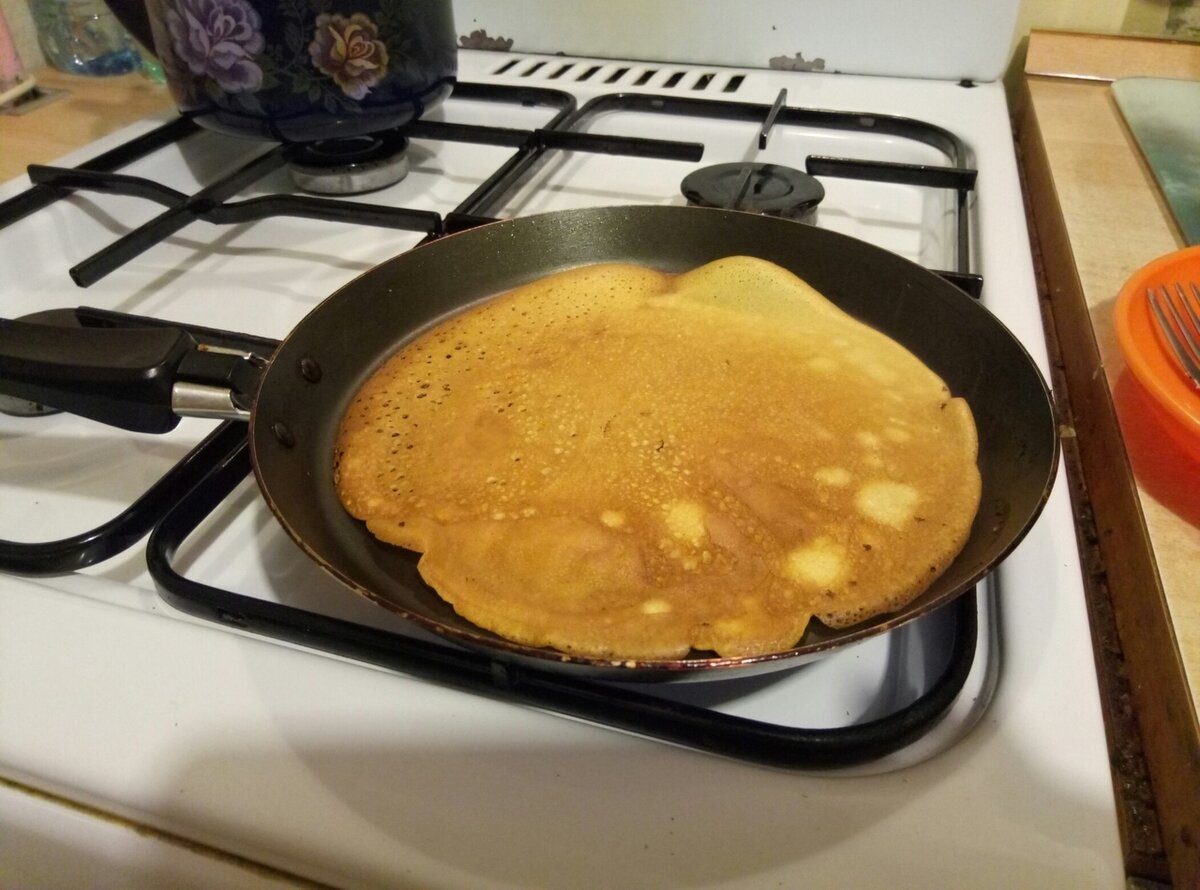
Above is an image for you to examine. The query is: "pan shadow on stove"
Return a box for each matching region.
[0,430,193,538]
[145,682,1121,888]
[0,432,191,495]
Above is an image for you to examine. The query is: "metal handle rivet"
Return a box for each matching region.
[271,421,296,448]
[299,357,323,382]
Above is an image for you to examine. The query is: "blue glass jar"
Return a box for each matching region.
[31,0,142,76]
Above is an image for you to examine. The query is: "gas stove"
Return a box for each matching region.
[0,37,1124,890]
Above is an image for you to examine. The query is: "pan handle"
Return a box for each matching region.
[0,318,259,433]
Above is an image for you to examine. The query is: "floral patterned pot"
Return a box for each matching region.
[127,0,456,143]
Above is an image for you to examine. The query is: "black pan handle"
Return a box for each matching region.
[0,319,198,433]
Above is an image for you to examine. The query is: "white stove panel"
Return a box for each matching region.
[0,48,1124,887]
[452,0,1022,82]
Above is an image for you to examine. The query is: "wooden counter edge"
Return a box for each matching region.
[1015,70,1200,889]
[0,66,174,182]
[1025,29,1200,82]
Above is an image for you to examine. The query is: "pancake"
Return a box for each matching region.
[333,257,981,660]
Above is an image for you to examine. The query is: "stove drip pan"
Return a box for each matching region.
[285,130,411,195]
[682,162,824,222]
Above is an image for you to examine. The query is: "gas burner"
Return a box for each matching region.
[681,162,824,222]
[0,394,57,418]
[284,130,411,195]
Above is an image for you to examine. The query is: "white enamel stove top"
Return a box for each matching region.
[0,49,1123,888]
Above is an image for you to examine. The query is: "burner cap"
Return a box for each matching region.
[285,130,410,195]
[681,162,824,221]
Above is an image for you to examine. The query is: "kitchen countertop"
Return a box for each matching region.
[1016,29,1200,890]
[0,66,173,183]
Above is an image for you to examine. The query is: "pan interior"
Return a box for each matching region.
[250,206,1056,678]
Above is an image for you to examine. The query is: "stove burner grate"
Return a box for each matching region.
[0,82,705,287]
[0,83,993,766]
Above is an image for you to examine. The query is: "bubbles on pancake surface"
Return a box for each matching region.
[334,258,981,660]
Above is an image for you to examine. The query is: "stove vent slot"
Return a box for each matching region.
[489,58,745,94]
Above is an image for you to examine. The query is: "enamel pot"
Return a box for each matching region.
[106,0,457,143]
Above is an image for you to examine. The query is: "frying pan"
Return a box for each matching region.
[0,205,1058,679]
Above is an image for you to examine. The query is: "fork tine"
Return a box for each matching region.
[1148,285,1200,387]
[1186,281,1200,329]
[1169,283,1200,357]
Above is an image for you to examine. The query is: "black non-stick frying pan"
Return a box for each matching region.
[0,205,1058,679]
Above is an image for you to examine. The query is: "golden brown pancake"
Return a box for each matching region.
[333,257,981,660]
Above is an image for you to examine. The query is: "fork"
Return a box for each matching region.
[1147,282,1200,389]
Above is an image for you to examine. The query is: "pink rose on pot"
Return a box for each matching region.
[166,0,264,92]
[308,13,389,100]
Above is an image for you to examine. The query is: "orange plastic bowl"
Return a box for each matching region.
[1113,246,1200,456]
